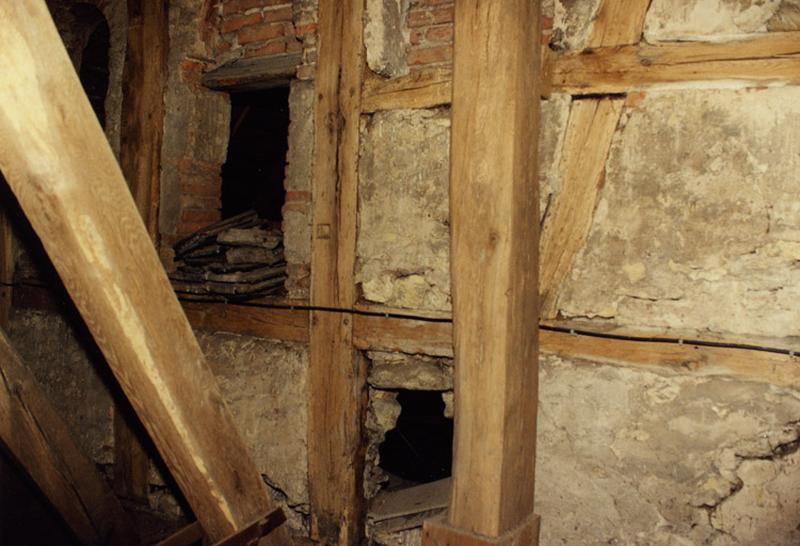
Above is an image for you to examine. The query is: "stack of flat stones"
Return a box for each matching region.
[170,210,286,301]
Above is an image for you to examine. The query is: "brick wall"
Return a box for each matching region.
[404,1,554,72]
[406,0,453,71]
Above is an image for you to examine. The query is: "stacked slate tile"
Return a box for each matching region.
[170,210,286,301]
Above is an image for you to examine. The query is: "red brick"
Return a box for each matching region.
[425,24,452,43]
[408,45,452,66]
[295,22,317,37]
[181,209,221,224]
[244,39,288,57]
[222,12,262,33]
[180,194,221,211]
[407,9,433,28]
[237,22,286,44]
[263,5,293,22]
[430,5,454,24]
[286,39,303,53]
[223,0,262,16]
[285,191,311,203]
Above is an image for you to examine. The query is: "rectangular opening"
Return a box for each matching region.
[169,86,291,301]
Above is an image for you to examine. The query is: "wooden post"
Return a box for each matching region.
[0,2,288,542]
[308,0,367,544]
[423,0,542,544]
[0,329,139,546]
[113,0,169,505]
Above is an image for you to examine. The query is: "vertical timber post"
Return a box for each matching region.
[308,1,367,545]
[423,0,542,544]
[114,0,169,504]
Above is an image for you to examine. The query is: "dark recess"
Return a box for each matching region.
[379,390,454,485]
[221,87,290,224]
[78,16,110,128]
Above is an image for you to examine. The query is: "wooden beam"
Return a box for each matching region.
[0,206,14,329]
[201,53,302,92]
[178,302,800,392]
[361,32,800,111]
[182,300,309,342]
[114,0,169,504]
[0,2,287,542]
[308,0,367,544]
[539,98,623,316]
[0,329,139,546]
[554,31,800,94]
[434,0,541,541]
[120,0,167,240]
[539,0,647,318]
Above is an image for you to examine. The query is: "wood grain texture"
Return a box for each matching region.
[119,0,167,240]
[446,0,541,538]
[183,301,310,342]
[423,513,540,546]
[539,0,647,318]
[0,2,287,542]
[181,302,800,391]
[115,0,169,503]
[308,0,367,544]
[554,31,800,94]
[538,98,623,316]
[202,53,302,91]
[0,329,139,546]
[362,67,453,112]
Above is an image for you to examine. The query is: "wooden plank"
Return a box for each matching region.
[201,53,301,91]
[554,32,800,95]
[443,0,541,540]
[114,0,169,504]
[353,314,452,357]
[308,0,367,543]
[182,300,310,342]
[538,98,623,316]
[178,301,800,391]
[0,329,139,546]
[362,67,453,112]
[0,3,287,542]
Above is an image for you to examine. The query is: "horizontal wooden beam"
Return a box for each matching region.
[554,31,800,94]
[181,302,800,390]
[201,53,301,91]
[361,32,800,111]
[182,300,309,343]
[0,329,139,546]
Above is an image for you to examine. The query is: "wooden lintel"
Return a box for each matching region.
[361,31,800,112]
[0,329,139,546]
[0,3,287,542]
[202,53,302,92]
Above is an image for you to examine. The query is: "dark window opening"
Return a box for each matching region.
[379,390,453,485]
[221,87,290,225]
[77,15,110,128]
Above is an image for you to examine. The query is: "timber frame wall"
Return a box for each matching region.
[2,0,800,545]
[180,0,800,543]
